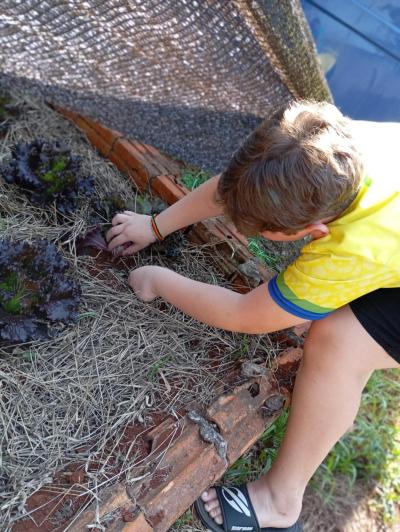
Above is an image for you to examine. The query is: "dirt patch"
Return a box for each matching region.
[301,476,395,532]
[11,488,89,532]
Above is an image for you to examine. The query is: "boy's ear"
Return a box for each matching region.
[307,222,330,240]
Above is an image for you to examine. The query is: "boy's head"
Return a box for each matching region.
[218,101,363,240]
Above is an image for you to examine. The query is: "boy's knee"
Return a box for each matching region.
[302,307,378,377]
[302,308,357,372]
[304,314,340,357]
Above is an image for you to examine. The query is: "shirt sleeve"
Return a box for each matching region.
[268,251,396,320]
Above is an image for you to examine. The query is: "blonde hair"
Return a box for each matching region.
[218,101,363,235]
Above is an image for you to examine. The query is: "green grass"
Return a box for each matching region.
[247,236,281,270]
[180,169,211,190]
[174,509,195,527]
[223,410,289,484]
[147,354,171,381]
[313,369,400,524]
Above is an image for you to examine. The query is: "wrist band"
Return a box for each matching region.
[151,214,164,241]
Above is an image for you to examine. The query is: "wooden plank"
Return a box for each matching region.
[65,348,302,532]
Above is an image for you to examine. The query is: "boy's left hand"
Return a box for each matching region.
[128,266,164,302]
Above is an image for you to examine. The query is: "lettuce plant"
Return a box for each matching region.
[76,227,108,252]
[77,194,180,256]
[76,195,132,252]
[78,195,137,252]
[89,195,134,226]
[0,239,81,344]
[2,140,94,215]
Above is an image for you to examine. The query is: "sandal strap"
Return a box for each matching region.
[215,485,260,532]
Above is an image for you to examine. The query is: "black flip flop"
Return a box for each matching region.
[194,484,303,532]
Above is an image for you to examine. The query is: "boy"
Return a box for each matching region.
[106,101,400,532]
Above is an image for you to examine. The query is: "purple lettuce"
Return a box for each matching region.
[76,227,108,252]
[2,140,94,215]
[0,239,81,344]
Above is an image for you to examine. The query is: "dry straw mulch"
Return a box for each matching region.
[0,95,277,530]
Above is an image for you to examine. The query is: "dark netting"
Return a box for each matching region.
[0,0,331,172]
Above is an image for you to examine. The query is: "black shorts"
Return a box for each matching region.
[350,288,400,364]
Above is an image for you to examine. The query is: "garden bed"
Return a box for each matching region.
[0,94,303,531]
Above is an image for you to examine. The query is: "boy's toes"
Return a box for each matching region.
[209,508,223,524]
[200,488,223,525]
[201,488,218,502]
[204,499,220,512]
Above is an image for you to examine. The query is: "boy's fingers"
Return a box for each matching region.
[105,223,125,242]
[112,213,130,226]
[108,233,128,251]
[122,243,143,255]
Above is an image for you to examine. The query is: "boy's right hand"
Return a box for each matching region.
[106,211,156,255]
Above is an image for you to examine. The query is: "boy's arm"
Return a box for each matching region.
[129,266,307,334]
[107,175,223,254]
[155,174,223,235]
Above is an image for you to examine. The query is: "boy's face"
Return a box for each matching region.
[260,222,330,242]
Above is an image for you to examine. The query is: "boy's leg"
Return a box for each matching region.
[202,305,399,528]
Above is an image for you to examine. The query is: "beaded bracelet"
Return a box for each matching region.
[150,214,164,241]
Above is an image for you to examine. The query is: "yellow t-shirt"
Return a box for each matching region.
[268,175,400,320]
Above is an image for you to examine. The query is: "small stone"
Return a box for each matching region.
[263,394,285,415]
[241,361,269,378]
[238,259,261,283]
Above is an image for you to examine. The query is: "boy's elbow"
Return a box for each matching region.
[234,294,272,334]
[236,287,308,334]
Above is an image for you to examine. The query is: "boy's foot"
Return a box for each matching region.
[199,478,301,530]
